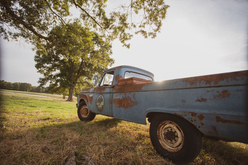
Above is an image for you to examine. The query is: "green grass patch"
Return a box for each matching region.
[0,91,247,165]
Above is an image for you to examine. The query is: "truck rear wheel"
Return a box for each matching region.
[150,114,202,164]
[77,103,96,122]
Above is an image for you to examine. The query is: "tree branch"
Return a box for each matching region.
[72,0,103,29]
[0,0,49,40]
[44,0,66,25]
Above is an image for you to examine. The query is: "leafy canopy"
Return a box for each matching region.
[1,0,169,48]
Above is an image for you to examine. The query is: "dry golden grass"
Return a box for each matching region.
[0,91,247,165]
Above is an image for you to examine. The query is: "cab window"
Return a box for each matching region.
[100,71,114,86]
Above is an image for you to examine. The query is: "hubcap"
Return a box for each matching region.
[157,121,184,152]
[80,106,90,118]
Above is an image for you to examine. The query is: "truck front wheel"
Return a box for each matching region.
[77,103,96,122]
[150,114,202,164]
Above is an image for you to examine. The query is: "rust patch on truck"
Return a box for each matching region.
[88,95,93,104]
[196,98,207,102]
[174,113,184,118]
[188,112,204,127]
[198,114,205,126]
[190,112,197,117]
[115,74,123,82]
[216,116,244,125]
[218,90,230,98]
[118,77,152,86]
[114,83,151,93]
[198,114,204,121]
[79,94,88,103]
[110,95,113,105]
[94,87,107,92]
[81,88,91,92]
[182,70,248,86]
[113,94,138,109]
[213,90,231,99]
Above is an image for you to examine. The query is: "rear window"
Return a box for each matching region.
[124,71,153,81]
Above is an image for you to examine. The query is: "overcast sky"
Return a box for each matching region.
[1,0,248,86]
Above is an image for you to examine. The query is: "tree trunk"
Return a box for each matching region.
[67,87,75,101]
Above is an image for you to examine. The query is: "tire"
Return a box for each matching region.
[150,114,202,164]
[77,102,96,122]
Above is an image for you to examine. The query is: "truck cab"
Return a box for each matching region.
[77,65,154,118]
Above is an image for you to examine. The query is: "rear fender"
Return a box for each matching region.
[144,109,204,133]
[144,109,248,144]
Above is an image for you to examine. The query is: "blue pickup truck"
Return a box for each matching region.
[76,65,248,164]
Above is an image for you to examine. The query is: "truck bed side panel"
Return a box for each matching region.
[112,71,248,143]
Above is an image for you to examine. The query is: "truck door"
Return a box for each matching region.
[92,71,114,116]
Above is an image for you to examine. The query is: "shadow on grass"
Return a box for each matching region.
[91,117,122,127]
[1,115,248,164]
[197,137,248,165]
[31,118,248,164]
[57,117,122,130]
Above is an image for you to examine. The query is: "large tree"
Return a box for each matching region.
[1,0,169,101]
[35,21,114,101]
[0,0,169,48]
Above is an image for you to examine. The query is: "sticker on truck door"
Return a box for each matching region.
[96,95,104,111]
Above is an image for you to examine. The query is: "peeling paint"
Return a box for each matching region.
[219,90,231,98]
[118,77,152,86]
[182,70,247,86]
[110,95,113,105]
[79,94,88,103]
[88,95,93,104]
[113,94,138,109]
[213,90,231,99]
[174,113,184,118]
[114,83,150,93]
[198,114,205,121]
[115,74,123,82]
[81,88,91,92]
[190,112,197,117]
[94,87,107,92]
[216,116,244,125]
[198,114,205,126]
[196,98,208,102]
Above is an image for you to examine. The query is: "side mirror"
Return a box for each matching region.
[93,75,99,86]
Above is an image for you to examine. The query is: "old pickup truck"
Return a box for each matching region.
[76,65,248,164]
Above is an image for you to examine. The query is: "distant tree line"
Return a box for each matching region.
[0,80,48,93]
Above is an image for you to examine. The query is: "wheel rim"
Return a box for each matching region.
[157,120,184,152]
[80,106,90,118]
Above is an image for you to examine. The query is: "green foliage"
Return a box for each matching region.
[0,0,169,47]
[0,80,47,93]
[19,83,32,92]
[12,82,20,90]
[34,21,114,101]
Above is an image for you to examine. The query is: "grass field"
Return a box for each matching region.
[0,91,247,165]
